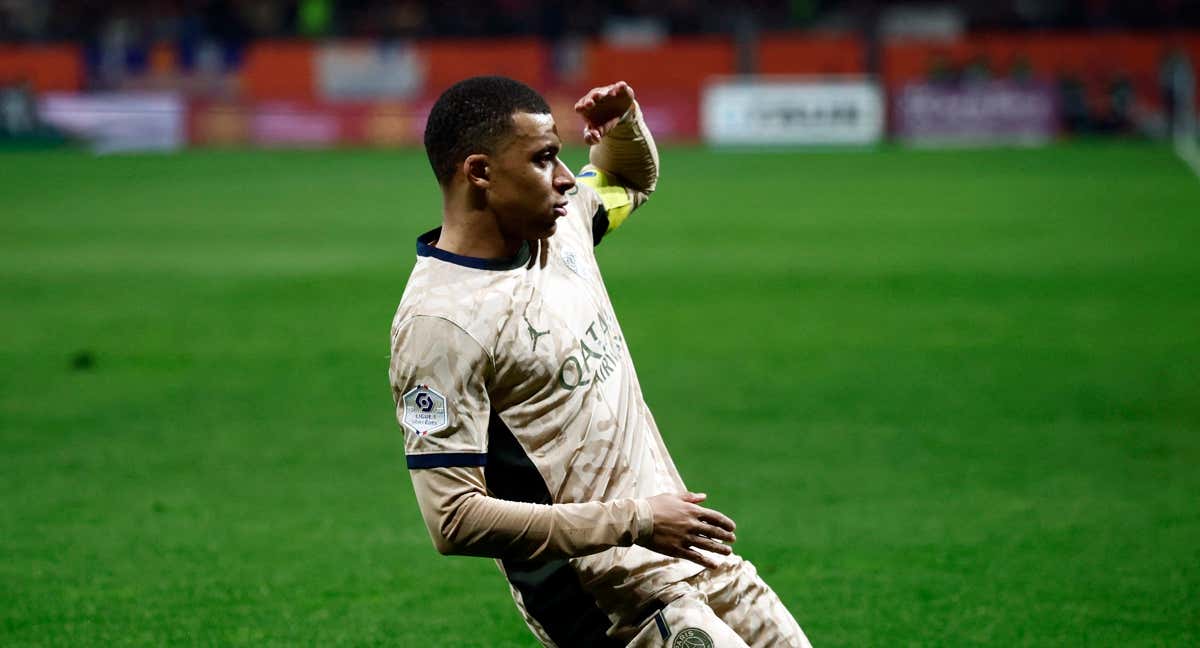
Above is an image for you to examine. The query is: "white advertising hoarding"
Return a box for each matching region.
[317,43,424,101]
[38,92,185,153]
[702,78,884,146]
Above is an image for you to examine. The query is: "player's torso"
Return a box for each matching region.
[397,191,703,631]
[493,206,708,628]
[397,191,679,502]
[492,209,679,504]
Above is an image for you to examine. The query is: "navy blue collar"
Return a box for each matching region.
[416,228,531,271]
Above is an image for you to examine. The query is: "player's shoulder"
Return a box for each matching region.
[561,166,610,242]
[392,255,524,362]
[390,310,494,375]
[393,276,512,357]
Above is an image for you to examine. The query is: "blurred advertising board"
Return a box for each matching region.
[895,81,1058,146]
[637,93,701,142]
[252,102,341,146]
[38,92,185,153]
[700,78,885,146]
[189,101,423,147]
[316,43,425,101]
[189,93,698,148]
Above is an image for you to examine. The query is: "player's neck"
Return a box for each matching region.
[437,204,523,261]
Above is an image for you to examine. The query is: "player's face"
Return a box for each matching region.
[487,112,576,240]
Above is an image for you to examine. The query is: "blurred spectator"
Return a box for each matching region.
[1009,55,1034,85]
[0,80,35,134]
[0,79,61,145]
[1101,75,1134,133]
[1161,48,1195,137]
[927,52,957,86]
[1057,73,1091,133]
[297,0,332,37]
[962,54,991,85]
[2,1,1198,42]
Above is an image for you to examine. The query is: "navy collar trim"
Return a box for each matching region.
[416,228,531,271]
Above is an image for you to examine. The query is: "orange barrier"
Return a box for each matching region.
[0,45,83,91]
[883,32,1200,107]
[239,36,739,101]
[583,37,735,93]
[241,41,316,101]
[243,37,547,103]
[757,34,865,76]
[419,38,546,94]
[15,33,1199,113]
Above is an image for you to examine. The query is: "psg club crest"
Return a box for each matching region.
[402,385,448,436]
[560,247,588,279]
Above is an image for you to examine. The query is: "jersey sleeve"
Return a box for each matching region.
[390,314,491,468]
[576,100,659,246]
[409,466,655,560]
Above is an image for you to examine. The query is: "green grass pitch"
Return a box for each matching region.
[2,142,1198,646]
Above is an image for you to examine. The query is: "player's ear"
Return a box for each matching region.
[464,154,490,189]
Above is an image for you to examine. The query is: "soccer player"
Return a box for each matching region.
[389,76,812,647]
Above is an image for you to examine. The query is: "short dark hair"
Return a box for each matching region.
[423,76,551,186]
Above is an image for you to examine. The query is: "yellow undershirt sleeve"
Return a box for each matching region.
[576,100,659,238]
[577,166,635,232]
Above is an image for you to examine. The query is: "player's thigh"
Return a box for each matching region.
[699,559,812,648]
[627,595,749,648]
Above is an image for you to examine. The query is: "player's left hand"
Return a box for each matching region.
[641,492,736,570]
[574,81,635,145]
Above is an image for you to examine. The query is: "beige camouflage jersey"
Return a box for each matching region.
[389,105,758,646]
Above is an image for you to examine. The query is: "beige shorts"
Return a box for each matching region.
[627,557,812,648]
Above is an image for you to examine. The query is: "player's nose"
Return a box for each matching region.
[553,159,576,194]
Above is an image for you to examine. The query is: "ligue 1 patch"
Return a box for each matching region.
[402,385,448,436]
[672,628,714,648]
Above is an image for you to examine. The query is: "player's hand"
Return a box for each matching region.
[574,81,636,145]
[640,492,736,569]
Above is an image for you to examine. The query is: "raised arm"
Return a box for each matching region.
[391,315,736,566]
[577,81,658,193]
[574,82,660,242]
